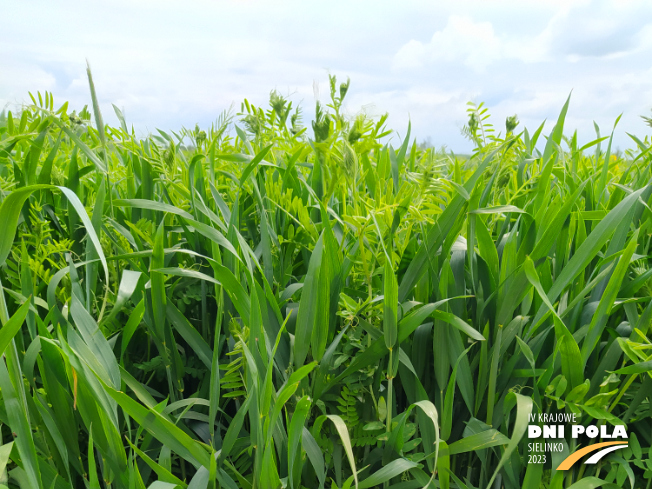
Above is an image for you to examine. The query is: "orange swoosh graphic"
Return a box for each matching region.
[557,441,628,470]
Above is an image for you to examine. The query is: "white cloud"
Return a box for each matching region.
[543,0,652,59]
[393,16,503,70]
[393,40,429,70]
[392,14,555,72]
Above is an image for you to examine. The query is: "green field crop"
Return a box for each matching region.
[1,71,652,488]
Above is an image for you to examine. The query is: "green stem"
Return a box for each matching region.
[386,348,394,434]
[385,348,394,489]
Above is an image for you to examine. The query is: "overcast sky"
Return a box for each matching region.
[3,0,652,152]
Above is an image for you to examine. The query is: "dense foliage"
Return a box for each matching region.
[1,72,652,489]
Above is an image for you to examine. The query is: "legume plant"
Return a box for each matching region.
[1,71,652,488]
